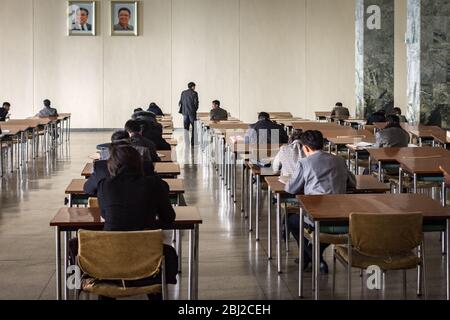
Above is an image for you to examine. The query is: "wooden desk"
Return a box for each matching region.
[297,193,450,299]
[368,147,450,181]
[50,206,202,300]
[66,178,185,206]
[315,111,332,121]
[248,164,279,241]
[268,112,293,119]
[158,150,175,162]
[81,162,181,178]
[264,175,390,273]
[165,138,178,146]
[399,157,450,195]
[291,122,340,131]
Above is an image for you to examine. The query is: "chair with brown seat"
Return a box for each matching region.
[77,229,167,300]
[333,212,424,299]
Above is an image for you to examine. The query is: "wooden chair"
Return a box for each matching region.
[333,212,424,299]
[77,229,167,300]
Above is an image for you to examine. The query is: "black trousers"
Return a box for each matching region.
[183,114,196,145]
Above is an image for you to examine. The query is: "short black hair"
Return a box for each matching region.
[258,112,270,121]
[118,7,131,16]
[300,130,324,151]
[188,82,196,89]
[134,108,143,113]
[335,102,343,107]
[43,99,51,107]
[385,115,402,129]
[124,119,142,133]
[111,130,129,142]
[212,100,220,107]
[392,107,402,115]
[2,102,10,108]
[77,7,89,15]
[289,129,303,144]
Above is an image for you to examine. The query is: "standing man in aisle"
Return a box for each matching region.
[179,82,199,146]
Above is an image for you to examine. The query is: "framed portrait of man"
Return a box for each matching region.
[111,1,138,36]
[68,1,96,36]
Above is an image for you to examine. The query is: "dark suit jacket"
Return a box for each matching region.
[179,89,199,116]
[245,119,289,145]
[84,160,155,196]
[130,135,160,162]
[136,119,171,151]
[97,171,176,232]
[366,112,386,125]
[147,105,164,116]
[0,108,8,122]
[210,107,228,121]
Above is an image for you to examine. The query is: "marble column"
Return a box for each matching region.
[407,0,450,128]
[355,0,395,118]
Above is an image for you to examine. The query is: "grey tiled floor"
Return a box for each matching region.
[0,131,447,300]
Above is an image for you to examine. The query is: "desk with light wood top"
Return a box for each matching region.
[81,161,181,178]
[368,147,450,180]
[264,175,390,273]
[315,111,332,121]
[297,193,450,299]
[50,205,202,300]
[66,177,185,206]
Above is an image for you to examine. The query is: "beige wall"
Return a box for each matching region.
[0,0,406,128]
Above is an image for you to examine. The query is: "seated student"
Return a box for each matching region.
[37,99,58,118]
[284,130,356,273]
[147,102,164,116]
[330,102,350,120]
[272,129,304,177]
[133,111,171,150]
[125,119,160,162]
[391,107,408,123]
[209,100,228,121]
[244,112,289,145]
[96,130,152,161]
[374,114,410,148]
[84,140,155,196]
[366,109,386,125]
[0,102,11,121]
[73,144,177,299]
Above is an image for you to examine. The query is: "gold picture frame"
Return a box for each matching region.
[111,1,138,36]
[68,1,96,36]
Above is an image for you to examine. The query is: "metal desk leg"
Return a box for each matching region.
[447,219,450,300]
[256,175,261,241]
[267,187,272,259]
[241,163,245,212]
[314,221,320,300]
[355,151,359,175]
[188,225,199,300]
[55,227,62,300]
[398,168,403,193]
[64,232,70,300]
[413,173,417,194]
[249,171,253,232]
[177,230,182,274]
[277,193,282,274]
[299,208,304,298]
[233,152,237,202]
[378,161,382,182]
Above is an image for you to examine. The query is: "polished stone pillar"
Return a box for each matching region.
[355,0,395,118]
[407,0,450,127]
